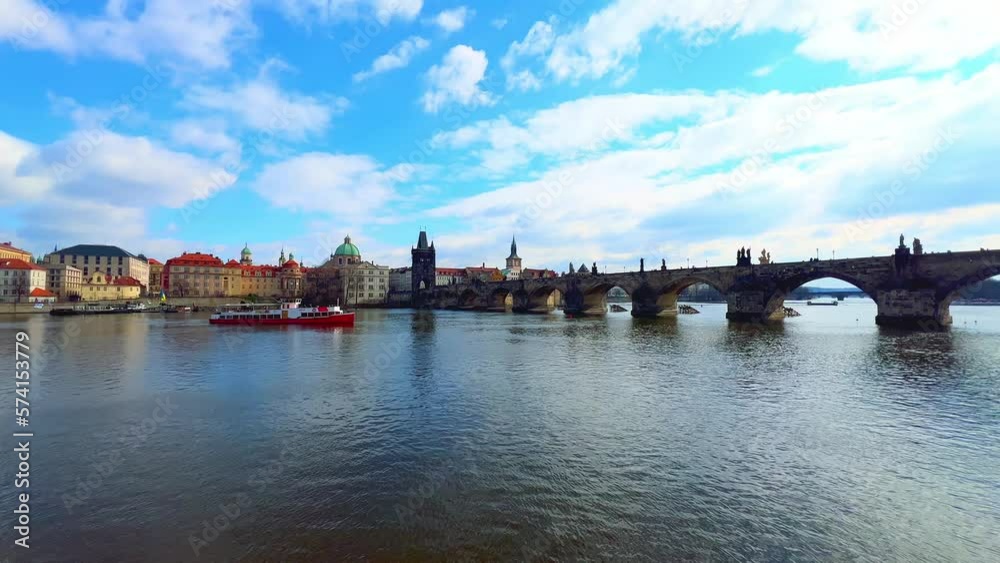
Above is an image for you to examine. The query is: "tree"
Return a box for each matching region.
[12,276,27,304]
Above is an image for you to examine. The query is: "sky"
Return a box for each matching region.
[1,0,999,276]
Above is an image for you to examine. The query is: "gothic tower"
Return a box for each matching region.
[506,236,522,278]
[411,230,436,294]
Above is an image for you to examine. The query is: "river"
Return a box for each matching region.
[2,300,998,561]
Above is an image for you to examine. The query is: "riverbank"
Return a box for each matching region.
[0,296,281,315]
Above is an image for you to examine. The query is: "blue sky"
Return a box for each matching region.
[1,0,998,275]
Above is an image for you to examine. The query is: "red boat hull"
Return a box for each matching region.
[209,313,355,326]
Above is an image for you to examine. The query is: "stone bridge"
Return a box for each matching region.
[420,248,1000,330]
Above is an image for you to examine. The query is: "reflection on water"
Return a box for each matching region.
[1,301,998,562]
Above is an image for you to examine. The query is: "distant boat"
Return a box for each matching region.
[50,303,146,316]
[807,298,839,306]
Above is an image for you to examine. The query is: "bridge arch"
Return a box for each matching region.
[488,287,514,311]
[763,271,876,319]
[939,261,1000,307]
[561,280,629,316]
[520,286,562,314]
[628,276,728,317]
[457,288,480,309]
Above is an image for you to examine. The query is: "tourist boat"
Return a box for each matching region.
[209,300,355,326]
[807,298,839,306]
[50,303,147,316]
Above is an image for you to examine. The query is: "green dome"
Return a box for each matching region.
[334,235,361,257]
[241,243,252,256]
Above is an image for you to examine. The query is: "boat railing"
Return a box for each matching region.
[215,303,276,312]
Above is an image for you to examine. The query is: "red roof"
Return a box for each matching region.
[147,258,163,265]
[0,258,45,271]
[165,252,225,267]
[29,288,56,297]
[113,276,143,286]
[225,259,242,267]
[436,268,466,276]
[523,268,557,278]
[282,259,300,268]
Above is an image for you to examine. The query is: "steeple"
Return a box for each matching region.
[508,235,519,259]
[417,230,430,250]
[240,242,253,265]
[279,246,286,265]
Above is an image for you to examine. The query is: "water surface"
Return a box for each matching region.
[2,300,998,561]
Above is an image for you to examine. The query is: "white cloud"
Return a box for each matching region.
[3,126,238,253]
[421,45,497,113]
[1,0,254,69]
[0,132,51,205]
[184,59,348,138]
[500,17,556,91]
[0,0,75,54]
[503,0,1000,87]
[169,118,240,156]
[253,153,405,218]
[751,64,776,77]
[423,65,1000,268]
[19,198,147,246]
[491,18,509,30]
[19,130,237,208]
[432,92,725,171]
[276,0,423,25]
[353,36,430,82]
[431,7,473,33]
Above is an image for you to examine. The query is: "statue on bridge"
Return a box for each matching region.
[737,247,752,267]
[661,258,667,271]
[640,258,645,273]
[913,238,923,255]
[592,262,598,275]
[759,249,772,265]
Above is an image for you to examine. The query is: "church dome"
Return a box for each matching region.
[241,243,252,256]
[334,235,361,257]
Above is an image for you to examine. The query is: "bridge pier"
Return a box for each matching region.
[874,289,952,330]
[563,287,607,316]
[630,285,679,318]
[725,290,786,324]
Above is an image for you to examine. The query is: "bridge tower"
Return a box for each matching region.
[411,230,436,301]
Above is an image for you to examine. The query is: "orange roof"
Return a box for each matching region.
[165,252,224,267]
[0,258,45,271]
[29,287,56,297]
[0,242,30,254]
